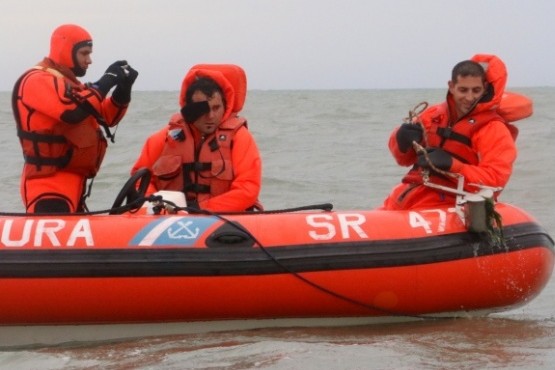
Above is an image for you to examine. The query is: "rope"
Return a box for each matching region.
[175,202,334,215]
[188,206,439,320]
[402,101,458,181]
[404,101,431,151]
[138,198,463,320]
[404,101,428,124]
[411,141,461,181]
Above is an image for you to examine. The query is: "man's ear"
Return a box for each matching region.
[447,80,455,94]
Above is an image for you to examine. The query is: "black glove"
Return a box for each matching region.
[396,123,423,153]
[121,64,139,86]
[91,60,129,98]
[416,148,453,171]
[112,64,139,105]
[181,101,210,124]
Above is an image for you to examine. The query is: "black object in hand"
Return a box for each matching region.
[91,60,129,97]
[102,60,128,84]
[120,64,139,86]
[181,101,210,124]
[112,64,139,105]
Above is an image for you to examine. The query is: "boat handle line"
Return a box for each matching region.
[200,210,456,320]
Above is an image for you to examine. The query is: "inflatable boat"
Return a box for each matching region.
[0,170,553,346]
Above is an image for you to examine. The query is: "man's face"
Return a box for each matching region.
[191,90,225,135]
[448,75,486,118]
[74,46,92,76]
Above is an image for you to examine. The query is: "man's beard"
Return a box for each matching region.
[71,66,86,77]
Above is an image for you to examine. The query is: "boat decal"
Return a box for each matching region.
[306,213,369,240]
[409,208,455,234]
[0,218,93,248]
[130,216,219,247]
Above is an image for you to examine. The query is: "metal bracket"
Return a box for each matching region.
[423,176,501,232]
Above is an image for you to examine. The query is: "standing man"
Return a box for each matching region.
[12,24,138,213]
[381,54,519,210]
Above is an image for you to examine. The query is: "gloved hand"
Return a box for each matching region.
[396,123,423,153]
[91,60,129,98]
[416,148,453,171]
[112,64,139,105]
[181,101,210,124]
[121,64,139,86]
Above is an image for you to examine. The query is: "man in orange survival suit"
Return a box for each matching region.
[130,64,262,212]
[381,54,517,210]
[12,24,138,213]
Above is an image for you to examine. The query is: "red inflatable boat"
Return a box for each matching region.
[0,195,552,326]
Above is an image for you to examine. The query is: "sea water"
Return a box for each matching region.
[0,88,554,369]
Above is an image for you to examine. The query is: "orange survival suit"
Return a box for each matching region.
[382,54,532,210]
[131,64,262,212]
[12,25,128,213]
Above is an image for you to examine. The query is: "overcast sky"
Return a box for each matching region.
[1,0,553,91]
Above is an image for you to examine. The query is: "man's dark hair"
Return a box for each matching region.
[451,60,486,83]
[185,77,226,108]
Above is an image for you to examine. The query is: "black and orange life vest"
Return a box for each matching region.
[151,113,246,204]
[401,103,509,186]
[12,67,107,179]
[425,102,506,164]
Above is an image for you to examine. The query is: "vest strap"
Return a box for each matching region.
[436,127,471,146]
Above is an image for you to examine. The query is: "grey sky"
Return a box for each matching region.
[1,0,553,91]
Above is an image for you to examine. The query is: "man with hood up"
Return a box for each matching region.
[381,54,518,210]
[12,24,138,213]
[130,64,262,212]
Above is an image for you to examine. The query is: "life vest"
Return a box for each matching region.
[151,113,246,204]
[12,67,107,179]
[425,102,505,163]
[400,103,505,188]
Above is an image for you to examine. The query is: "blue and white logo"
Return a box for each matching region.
[130,216,218,247]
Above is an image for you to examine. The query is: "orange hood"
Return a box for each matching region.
[179,64,247,122]
[48,24,92,74]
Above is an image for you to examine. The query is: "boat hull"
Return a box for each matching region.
[0,203,553,335]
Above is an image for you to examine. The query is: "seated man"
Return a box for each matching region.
[131,64,262,212]
[382,54,522,210]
